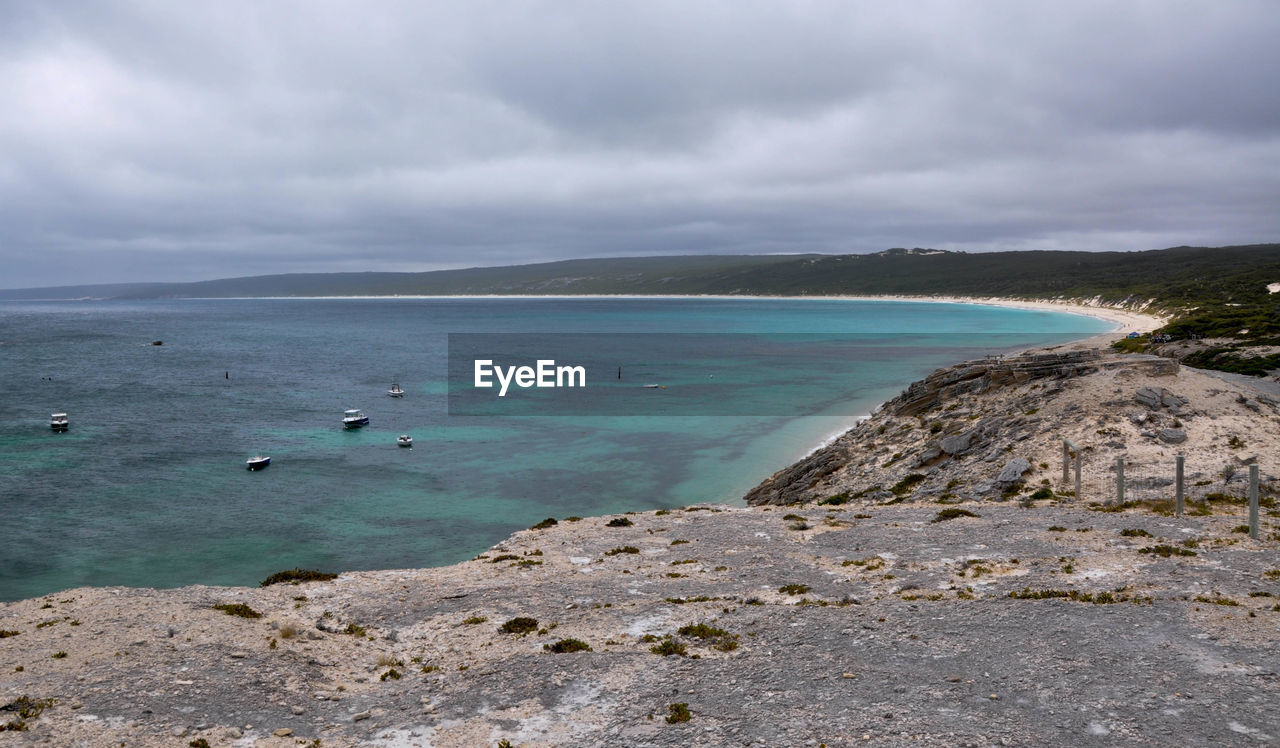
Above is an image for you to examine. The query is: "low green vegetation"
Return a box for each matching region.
[891,473,927,496]
[0,631,18,639]
[2,696,55,732]
[1120,528,1153,537]
[1194,594,1239,606]
[649,636,687,656]
[932,508,980,522]
[677,622,739,652]
[259,568,338,587]
[461,616,487,625]
[778,583,810,595]
[1138,545,1197,557]
[1009,588,1150,604]
[605,546,640,556]
[212,603,262,619]
[544,638,592,653]
[666,702,692,723]
[606,517,634,527]
[529,517,558,530]
[498,617,538,635]
[343,623,367,637]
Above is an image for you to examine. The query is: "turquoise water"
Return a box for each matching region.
[0,298,1108,600]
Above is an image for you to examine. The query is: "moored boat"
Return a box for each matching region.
[388,383,405,397]
[246,455,271,470]
[343,409,370,428]
[397,434,413,447]
[50,413,69,431]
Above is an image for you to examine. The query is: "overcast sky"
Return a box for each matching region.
[2,1,1278,288]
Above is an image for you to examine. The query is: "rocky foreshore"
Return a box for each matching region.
[4,348,1280,747]
[2,499,1279,747]
[745,349,1280,511]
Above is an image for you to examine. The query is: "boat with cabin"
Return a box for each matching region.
[50,413,69,431]
[388,383,405,397]
[342,409,370,428]
[397,434,413,447]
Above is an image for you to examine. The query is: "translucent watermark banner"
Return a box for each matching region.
[447,332,1098,416]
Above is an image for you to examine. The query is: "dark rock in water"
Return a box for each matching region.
[151,340,163,346]
[1158,428,1187,444]
[995,458,1031,485]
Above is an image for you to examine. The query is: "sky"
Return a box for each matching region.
[1,1,1279,289]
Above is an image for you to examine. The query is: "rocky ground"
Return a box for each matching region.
[2,498,1278,746]
[745,349,1280,512]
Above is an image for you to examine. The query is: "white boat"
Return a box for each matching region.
[246,455,271,470]
[387,383,405,397]
[642,384,662,389]
[397,434,413,447]
[342,409,370,428]
[50,412,69,431]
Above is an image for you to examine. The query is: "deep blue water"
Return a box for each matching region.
[0,297,1108,601]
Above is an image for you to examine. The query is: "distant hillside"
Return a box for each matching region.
[5,243,1280,342]
[5,244,1279,305]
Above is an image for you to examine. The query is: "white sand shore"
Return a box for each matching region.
[211,293,1166,333]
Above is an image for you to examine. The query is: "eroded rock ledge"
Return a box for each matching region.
[744,350,1280,508]
[2,501,1278,747]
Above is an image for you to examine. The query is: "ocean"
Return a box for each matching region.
[0,297,1109,601]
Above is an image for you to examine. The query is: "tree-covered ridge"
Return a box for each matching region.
[6,243,1280,344]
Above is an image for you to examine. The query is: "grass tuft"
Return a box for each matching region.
[259,568,337,587]
[212,603,262,619]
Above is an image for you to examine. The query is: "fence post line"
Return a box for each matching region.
[1075,451,1082,504]
[1116,457,1125,505]
[1175,454,1185,517]
[1249,464,1260,540]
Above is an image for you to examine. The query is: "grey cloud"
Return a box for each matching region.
[0,0,1278,288]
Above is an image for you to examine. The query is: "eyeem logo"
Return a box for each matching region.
[474,359,587,397]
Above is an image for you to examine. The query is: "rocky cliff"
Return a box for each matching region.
[744,350,1278,508]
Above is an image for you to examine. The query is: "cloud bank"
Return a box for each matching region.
[2,1,1278,287]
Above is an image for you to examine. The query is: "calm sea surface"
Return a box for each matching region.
[0,298,1108,600]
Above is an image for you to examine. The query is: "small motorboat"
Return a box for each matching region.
[387,383,405,398]
[642,384,661,389]
[50,413,69,431]
[342,409,370,428]
[246,455,271,470]
[397,434,413,448]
